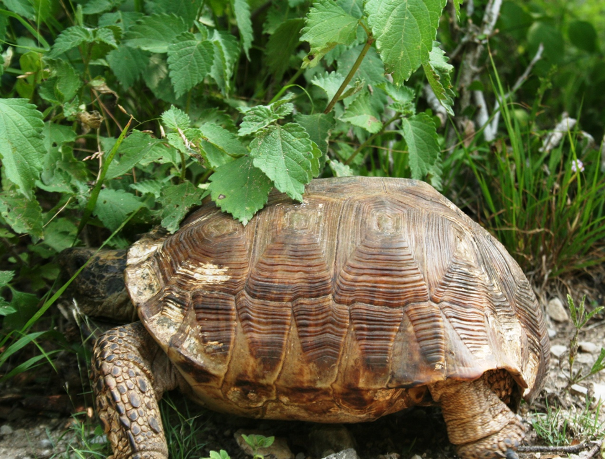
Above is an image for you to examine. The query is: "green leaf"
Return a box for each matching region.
[208,155,272,225]
[452,0,462,19]
[0,99,45,199]
[161,106,191,131]
[422,42,454,116]
[124,14,188,53]
[199,123,246,169]
[130,179,166,198]
[380,81,415,116]
[266,18,304,80]
[301,0,359,66]
[249,123,315,201]
[82,0,125,15]
[48,26,93,58]
[294,112,335,156]
[311,71,346,101]
[106,131,164,179]
[527,22,565,64]
[239,107,278,136]
[159,181,206,232]
[337,45,386,86]
[107,45,150,88]
[98,11,144,31]
[365,0,447,83]
[42,218,77,253]
[2,0,35,19]
[0,191,43,237]
[146,0,203,25]
[400,112,439,180]
[94,189,145,232]
[0,271,14,287]
[210,29,240,93]
[341,91,383,134]
[568,20,599,54]
[232,0,253,59]
[167,31,215,97]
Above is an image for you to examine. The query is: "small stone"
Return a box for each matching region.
[411,455,423,459]
[576,353,594,365]
[550,344,567,358]
[579,342,598,354]
[548,328,557,339]
[309,425,355,458]
[547,298,569,322]
[296,453,306,459]
[322,449,359,459]
[0,425,13,435]
[570,384,588,396]
[592,383,605,402]
[40,438,53,448]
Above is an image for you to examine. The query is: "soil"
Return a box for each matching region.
[1,294,604,459]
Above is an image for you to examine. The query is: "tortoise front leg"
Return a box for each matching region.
[91,322,183,459]
[430,370,525,459]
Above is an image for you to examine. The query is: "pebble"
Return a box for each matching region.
[578,342,599,354]
[411,455,423,459]
[576,353,594,365]
[322,449,359,459]
[309,425,356,458]
[550,344,567,358]
[39,438,53,448]
[570,384,588,396]
[548,328,557,338]
[593,383,605,402]
[296,453,305,459]
[547,297,569,322]
[0,425,13,436]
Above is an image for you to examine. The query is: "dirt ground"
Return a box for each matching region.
[1,290,604,459]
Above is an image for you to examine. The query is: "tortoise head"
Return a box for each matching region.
[59,248,137,322]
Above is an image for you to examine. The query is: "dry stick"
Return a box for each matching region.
[323,35,375,114]
[518,441,602,456]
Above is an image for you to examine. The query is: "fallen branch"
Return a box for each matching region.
[540,114,577,153]
[517,441,597,454]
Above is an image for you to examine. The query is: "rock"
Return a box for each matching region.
[39,438,52,448]
[410,455,423,459]
[234,430,294,459]
[576,353,594,365]
[579,342,598,354]
[592,383,605,402]
[550,344,567,358]
[322,449,359,459]
[309,425,356,458]
[0,425,13,436]
[570,384,588,396]
[547,298,569,322]
[548,328,557,338]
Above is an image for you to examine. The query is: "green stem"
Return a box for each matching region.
[324,34,374,114]
[270,67,304,104]
[344,113,401,166]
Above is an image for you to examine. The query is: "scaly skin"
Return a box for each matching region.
[91,322,183,459]
[430,371,525,459]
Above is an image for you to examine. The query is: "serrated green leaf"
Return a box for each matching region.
[422,42,454,116]
[210,29,239,93]
[208,155,272,225]
[129,179,166,198]
[146,0,203,25]
[161,106,191,131]
[366,0,447,83]
[311,71,346,101]
[0,191,43,237]
[249,123,315,201]
[0,99,45,199]
[266,18,304,80]
[98,11,144,31]
[159,181,206,232]
[301,0,359,66]
[42,218,77,253]
[400,112,439,180]
[167,31,215,97]
[48,26,93,58]
[107,45,150,89]
[49,59,81,102]
[143,54,182,104]
[82,0,125,15]
[199,123,246,169]
[380,81,416,116]
[294,112,334,156]
[42,122,77,151]
[341,91,383,133]
[124,14,188,53]
[0,271,15,287]
[94,189,145,232]
[337,45,385,86]
[238,106,279,136]
[106,131,164,179]
[232,0,253,59]
[328,159,354,177]
[94,27,118,48]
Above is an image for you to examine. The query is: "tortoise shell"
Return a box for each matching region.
[125,177,549,422]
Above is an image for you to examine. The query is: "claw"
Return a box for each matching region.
[505,449,519,459]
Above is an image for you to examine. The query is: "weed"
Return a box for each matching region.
[159,394,208,459]
[567,295,605,386]
[242,434,275,459]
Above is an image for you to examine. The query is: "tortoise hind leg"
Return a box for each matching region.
[91,322,184,459]
[429,370,525,459]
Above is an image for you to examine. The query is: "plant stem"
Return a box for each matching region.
[270,67,304,104]
[344,113,401,166]
[324,34,375,114]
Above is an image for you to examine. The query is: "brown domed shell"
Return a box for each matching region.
[125,177,549,421]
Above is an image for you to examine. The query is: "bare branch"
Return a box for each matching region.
[424,84,447,127]
[540,114,577,153]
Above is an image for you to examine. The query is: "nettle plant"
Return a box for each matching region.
[0,0,457,241]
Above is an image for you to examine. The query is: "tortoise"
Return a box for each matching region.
[64,176,549,459]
